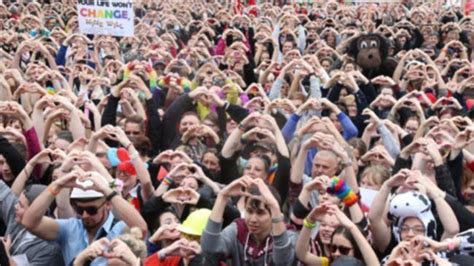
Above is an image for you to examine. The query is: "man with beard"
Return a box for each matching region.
[21,170,147,265]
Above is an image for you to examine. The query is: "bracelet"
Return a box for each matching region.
[223,101,230,110]
[48,184,61,197]
[125,142,133,150]
[293,199,311,219]
[303,218,316,229]
[271,214,285,223]
[158,249,167,260]
[109,179,124,192]
[321,257,329,266]
[162,176,174,186]
[238,123,246,132]
[23,165,31,178]
[447,240,456,251]
[327,176,359,207]
[105,190,119,201]
[340,160,352,169]
[293,134,301,141]
[130,151,140,161]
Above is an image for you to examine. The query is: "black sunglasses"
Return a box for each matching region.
[73,201,106,216]
[329,244,352,255]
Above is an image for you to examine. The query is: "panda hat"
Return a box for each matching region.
[388,190,437,243]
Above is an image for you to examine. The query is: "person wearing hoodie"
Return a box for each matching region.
[201,176,298,265]
[0,180,64,265]
[144,208,224,266]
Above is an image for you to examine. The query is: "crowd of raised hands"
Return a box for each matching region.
[4,0,474,265]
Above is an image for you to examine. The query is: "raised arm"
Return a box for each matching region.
[290,137,312,184]
[114,127,154,202]
[221,112,262,158]
[10,149,52,196]
[55,95,86,140]
[368,170,407,252]
[295,205,330,265]
[329,205,379,266]
[254,178,296,265]
[414,171,459,240]
[22,172,81,241]
[201,178,252,255]
[85,171,148,234]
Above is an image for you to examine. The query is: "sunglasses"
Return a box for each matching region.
[73,201,106,216]
[329,244,352,255]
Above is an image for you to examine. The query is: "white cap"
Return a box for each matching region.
[70,187,104,199]
[70,178,106,199]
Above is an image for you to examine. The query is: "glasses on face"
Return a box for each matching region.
[399,225,425,235]
[73,201,106,216]
[329,244,353,255]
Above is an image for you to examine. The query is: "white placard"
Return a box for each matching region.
[77,0,134,37]
[359,187,379,208]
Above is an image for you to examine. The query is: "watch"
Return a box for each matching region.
[340,159,353,168]
[105,191,119,201]
[271,214,285,223]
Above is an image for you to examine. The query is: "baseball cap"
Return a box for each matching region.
[241,140,276,159]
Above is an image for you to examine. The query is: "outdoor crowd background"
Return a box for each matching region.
[3,0,474,265]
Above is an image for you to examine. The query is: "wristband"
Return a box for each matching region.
[22,164,32,178]
[293,198,311,219]
[223,101,230,110]
[303,218,316,229]
[109,179,124,192]
[158,249,167,260]
[163,176,174,186]
[271,214,285,223]
[130,151,140,161]
[105,190,119,201]
[293,134,301,141]
[327,176,359,207]
[447,240,456,251]
[48,184,61,197]
[238,123,246,132]
[340,160,352,169]
[125,142,133,150]
[321,257,329,266]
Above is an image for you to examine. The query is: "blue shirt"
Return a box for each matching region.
[56,212,126,265]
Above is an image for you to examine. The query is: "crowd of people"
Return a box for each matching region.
[3,0,474,265]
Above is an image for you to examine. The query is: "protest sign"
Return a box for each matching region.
[359,187,378,208]
[77,0,134,37]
